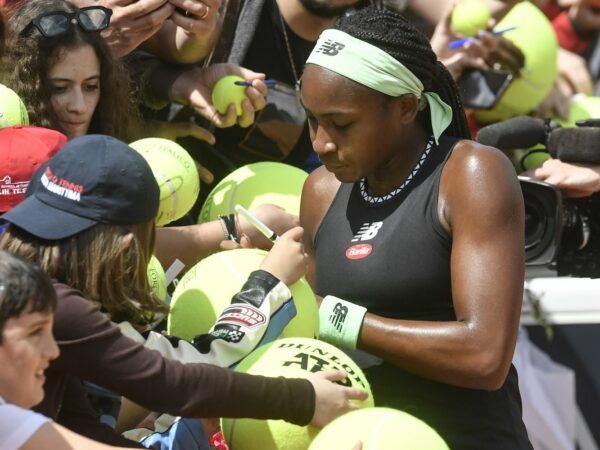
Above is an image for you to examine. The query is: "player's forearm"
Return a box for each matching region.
[358,313,517,391]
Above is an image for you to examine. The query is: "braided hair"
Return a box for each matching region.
[334,7,471,139]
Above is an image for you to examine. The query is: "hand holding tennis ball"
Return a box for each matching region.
[211,75,248,116]
[451,0,492,37]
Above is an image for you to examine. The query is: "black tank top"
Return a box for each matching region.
[315,136,453,321]
[314,136,532,449]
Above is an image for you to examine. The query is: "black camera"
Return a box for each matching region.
[521,177,600,278]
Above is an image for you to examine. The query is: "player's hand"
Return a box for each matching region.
[238,205,299,250]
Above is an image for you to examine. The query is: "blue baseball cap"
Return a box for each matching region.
[1,134,159,240]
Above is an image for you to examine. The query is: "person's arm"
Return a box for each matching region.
[140,0,222,64]
[21,421,139,450]
[50,283,313,423]
[51,276,366,425]
[70,0,174,57]
[155,204,300,270]
[429,1,524,80]
[302,142,525,391]
[521,158,600,197]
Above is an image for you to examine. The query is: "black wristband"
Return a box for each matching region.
[218,214,240,243]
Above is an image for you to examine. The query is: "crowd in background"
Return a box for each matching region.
[1,0,600,449]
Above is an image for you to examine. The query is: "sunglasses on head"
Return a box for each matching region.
[22,6,112,38]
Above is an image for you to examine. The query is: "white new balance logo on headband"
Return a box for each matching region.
[316,40,345,56]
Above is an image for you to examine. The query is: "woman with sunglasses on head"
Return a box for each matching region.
[300,7,532,449]
[1,0,268,154]
[1,1,134,141]
[0,134,367,447]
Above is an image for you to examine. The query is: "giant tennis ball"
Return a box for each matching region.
[221,337,374,450]
[474,2,558,124]
[130,137,200,227]
[553,94,600,127]
[309,407,449,450]
[0,84,29,128]
[198,162,308,223]
[147,255,167,302]
[212,75,247,116]
[167,248,318,341]
[451,0,491,37]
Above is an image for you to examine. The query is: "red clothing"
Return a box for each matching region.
[35,282,315,445]
[541,1,594,54]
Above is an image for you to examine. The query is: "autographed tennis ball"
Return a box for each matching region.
[451,0,491,37]
[167,248,319,341]
[198,162,308,223]
[147,255,167,302]
[221,338,374,450]
[474,1,558,123]
[0,84,29,128]
[130,137,200,227]
[309,407,449,450]
[212,75,247,116]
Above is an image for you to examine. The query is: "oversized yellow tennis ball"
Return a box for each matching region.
[221,337,374,450]
[212,75,248,116]
[450,0,491,37]
[167,248,318,341]
[553,94,600,127]
[198,162,308,223]
[147,255,167,302]
[130,137,200,227]
[0,84,29,128]
[474,2,558,124]
[309,407,449,450]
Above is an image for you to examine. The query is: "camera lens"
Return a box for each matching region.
[519,178,562,266]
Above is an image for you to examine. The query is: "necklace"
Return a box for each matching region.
[359,136,435,204]
[278,8,301,92]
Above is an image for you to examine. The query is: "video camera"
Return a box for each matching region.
[477,116,600,278]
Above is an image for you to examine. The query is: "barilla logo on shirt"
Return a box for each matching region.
[345,244,373,260]
[41,167,84,202]
[217,304,266,329]
[0,175,28,197]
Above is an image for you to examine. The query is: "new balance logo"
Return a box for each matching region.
[316,40,345,56]
[330,302,348,332]
[351,222,383,242]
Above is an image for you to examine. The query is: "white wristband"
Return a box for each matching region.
[319,295,367,349]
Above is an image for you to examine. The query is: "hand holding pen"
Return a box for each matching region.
[234,204,306,285]
[448,26,517,49]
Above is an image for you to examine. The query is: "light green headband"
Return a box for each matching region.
[305,29,453,144]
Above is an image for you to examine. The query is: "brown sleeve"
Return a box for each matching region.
[50,283,315,425]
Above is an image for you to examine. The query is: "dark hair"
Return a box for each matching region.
[0,250,56,342]
[0,10,5,58]
[0,221,166,328]
[333,7,471,139]
[1,0,136,140]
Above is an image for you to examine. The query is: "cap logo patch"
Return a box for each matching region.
[41,166,83,202]
[0,176,28,198]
